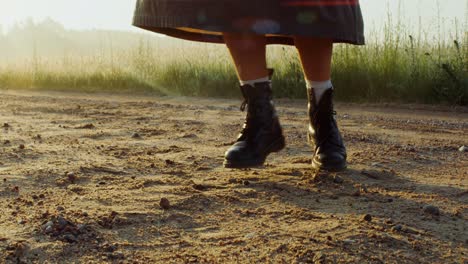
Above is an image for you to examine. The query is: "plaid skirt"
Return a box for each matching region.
[133,0,365,45]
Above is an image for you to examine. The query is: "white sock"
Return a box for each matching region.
[240,76,270,86]
[306,80,333,104]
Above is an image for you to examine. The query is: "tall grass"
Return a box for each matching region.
[0,18,466,105]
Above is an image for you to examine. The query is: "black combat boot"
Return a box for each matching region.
[224,81,286,168]
[308,88,347,171]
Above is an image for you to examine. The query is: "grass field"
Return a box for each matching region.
[0,17,466,105]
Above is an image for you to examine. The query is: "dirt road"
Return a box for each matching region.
[0,91,467,263]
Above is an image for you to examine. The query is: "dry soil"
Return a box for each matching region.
[0,91,467,263]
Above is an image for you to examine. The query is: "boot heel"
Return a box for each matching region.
[270,136,286,153]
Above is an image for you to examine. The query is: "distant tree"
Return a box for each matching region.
[37,17,66,35]
[0,17,162,62]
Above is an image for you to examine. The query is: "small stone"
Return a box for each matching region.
[44,225,53,233]
[43,221,54,233]
[77,224,87,232]
[3,123,9,128]
[41,211,49,219]
[56,206,65,212]
[66,172,76,183]
[57,216,69,228]
[392,224,403,232]
[43,221,54,229]
[79,123,95,129]
[363,214,372,222]
[182,133,197,138]
[159,198,170,210]
[19,144,25,150]
[63,234,77,243]
[244,232,256,239]
[108,251,125,260]
[17,219,26,225]
[192,184,208,191]
[423,205,440,216]
[131,133,141,139]
[333,175,344,184]
[243,180,250,186]
[459,146,467,152]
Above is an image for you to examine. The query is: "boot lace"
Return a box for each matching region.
[311,105,341,150]
[239,98,271,141]
[239,99,257,138]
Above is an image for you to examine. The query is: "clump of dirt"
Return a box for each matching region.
[159,198,171,210]
[96,211,120,229]
[41,215,97,243]
[75,123,95,129]
[3,241,30,263]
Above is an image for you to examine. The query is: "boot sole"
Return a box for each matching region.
[223,136,286,169]
[312,160,347,172]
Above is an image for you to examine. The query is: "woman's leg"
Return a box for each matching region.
[224,32,269,82]
[222,32,285,168]
[295,37,333,81]
[294,37,347,172]
[295,37,333,103]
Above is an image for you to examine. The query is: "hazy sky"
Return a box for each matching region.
[0,0,466,32]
